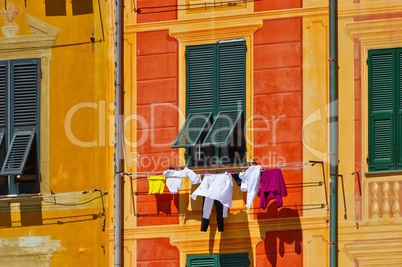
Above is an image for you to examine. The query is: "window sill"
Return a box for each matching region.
[365,170,402,178]
[0,193,42,202]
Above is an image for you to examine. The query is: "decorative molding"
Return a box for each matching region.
[169,19,262,44]
[118,216,327,258]
[0,14,60,52]
[346,18,402,45]
[0,236,60,267]
[344,238,402,266]
[26,15,60,36]
[121,215,328,240]
[125,1,402,34]
[366,179,402,219]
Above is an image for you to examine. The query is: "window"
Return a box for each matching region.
[368,48,402,171]
[0,59,40,194]
[172,39,246,166]
[186,252,249,267]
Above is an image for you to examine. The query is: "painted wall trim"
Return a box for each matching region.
[0,235,60,267]
[0,15,60,51]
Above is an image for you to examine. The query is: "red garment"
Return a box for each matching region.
[260,169,287,209]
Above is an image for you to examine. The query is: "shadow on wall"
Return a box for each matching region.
[218,209,254,265]
[0,198,105,230]
[257,202,302,267]
[0,198,43,227]
[155,193,179,216]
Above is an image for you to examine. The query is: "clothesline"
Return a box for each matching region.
[129,160,328,221]
[123,160,314,179]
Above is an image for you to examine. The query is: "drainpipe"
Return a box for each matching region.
[329,0,339,265]
[114,0,124,266]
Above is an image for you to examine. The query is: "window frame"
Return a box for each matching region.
[367,48,402,172]
[173,39,247,167]
[186,252,249,267]
[0,15,59,197]
[0,58,41,195]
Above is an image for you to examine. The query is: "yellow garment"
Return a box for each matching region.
[147,175,165,194]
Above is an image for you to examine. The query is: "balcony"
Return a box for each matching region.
[367,177,401,219]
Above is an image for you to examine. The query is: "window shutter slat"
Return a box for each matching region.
[188,258,215,267]
[1,130,35,175]
[172,112,212,148]
[202,110,242,146]
[370,53,394,111]
[0,131,5,170]
[0,63,6,128]
[220,253,249,267]
[11,60,40,127]
[368,49,396,171]
[178,40,247,163]
[186,254,218,267]
[218,42,246,110]
[186,253,249,267]
[370,113,394,170]
[187,45,214,113]
[398,49,402,167]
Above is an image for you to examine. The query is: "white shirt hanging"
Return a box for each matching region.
[191,172,233,219]
[239,165,262,209]
[163,167,201,194]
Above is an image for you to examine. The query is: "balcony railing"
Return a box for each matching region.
[367,178,401,219]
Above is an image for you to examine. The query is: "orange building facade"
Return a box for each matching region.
[113,0,402,266]
[119,0,313,266]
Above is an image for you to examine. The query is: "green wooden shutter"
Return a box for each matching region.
[217,41,246,112]
[172,45,216,149]
[186,253,249,267]
[397,49,402,168]
[1,130,35,175]
[186,254,217,267]
[172,112,212,148]
[368,49,396,171]
[187,41,246,115]
[175,41,246,154]
[219,253,249,267]
[186,44,215,114]
[10,59,40,129]
[202,110,242,146]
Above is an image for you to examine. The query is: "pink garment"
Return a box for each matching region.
[260,169,287,209]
